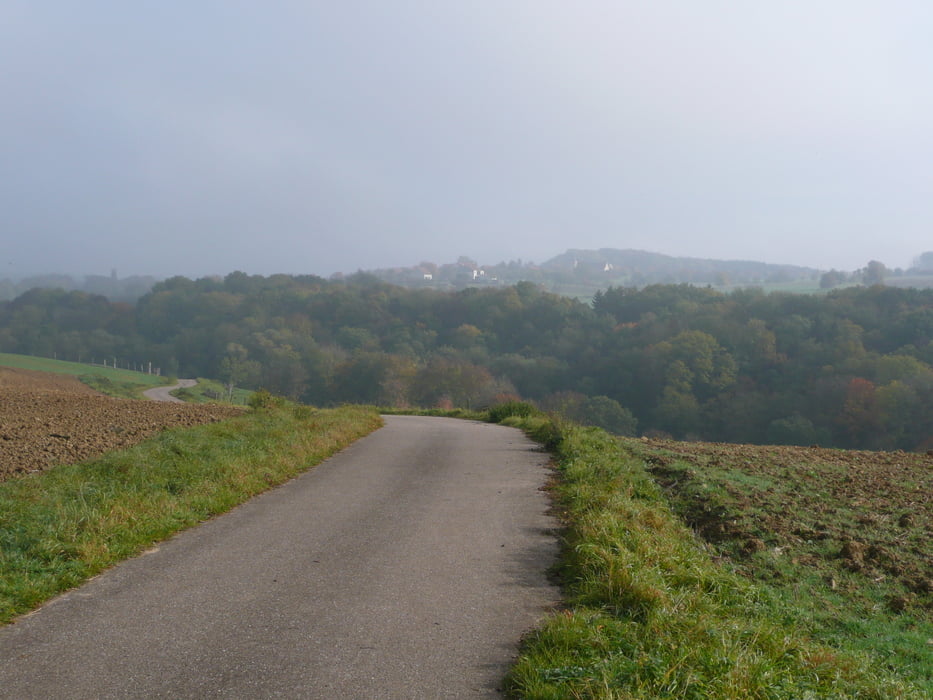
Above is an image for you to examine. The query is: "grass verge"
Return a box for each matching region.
[624,437,932,694]
[0,404,382,625]
[379,406,489,421]
[77,373,163,399]
[0,352,169,398]
[171,378,253,405]
[496,409,925,698]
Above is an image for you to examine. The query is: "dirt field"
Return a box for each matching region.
[0,368,244,480]
[626,437,933,614]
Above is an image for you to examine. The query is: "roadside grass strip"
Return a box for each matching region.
[171,378,253,405]
[500,414,923,699]
[0,405,382,624]
[77,373,164,399]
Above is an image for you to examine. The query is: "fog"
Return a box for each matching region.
[2,2,931,279]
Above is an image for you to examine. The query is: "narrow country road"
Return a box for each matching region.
[0,416,559,698]
[142,378,197,402]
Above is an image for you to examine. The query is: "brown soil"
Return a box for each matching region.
[0,367,101,393]
[0,368,244,481]
[627,437,933,614]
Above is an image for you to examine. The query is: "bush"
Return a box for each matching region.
[766,414,828,446]
[487,400,539,423]
[292,405,315,420]
[524,414,564,450]
[247,389,285,410]
[580,395,638,436]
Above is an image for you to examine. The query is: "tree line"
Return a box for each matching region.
[1,272,931,451]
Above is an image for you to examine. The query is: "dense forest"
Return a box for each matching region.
[2,272,932,451]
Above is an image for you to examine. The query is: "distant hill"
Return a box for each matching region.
[541,248,821,286]
[361,248,824,299]
[8,249,930,304]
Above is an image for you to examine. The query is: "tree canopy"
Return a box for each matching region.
[2,274,931,451]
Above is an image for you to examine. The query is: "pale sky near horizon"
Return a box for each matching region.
[2,2,931,279]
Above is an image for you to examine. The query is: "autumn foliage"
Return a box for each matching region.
[2,277,931,450]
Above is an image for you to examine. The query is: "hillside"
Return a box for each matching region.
[358,247,824,296]
[542,248,821,287]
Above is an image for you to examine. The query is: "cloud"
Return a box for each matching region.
[1,1,931,277]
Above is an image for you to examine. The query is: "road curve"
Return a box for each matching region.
[0,416,559,698]
[143,378,197,402]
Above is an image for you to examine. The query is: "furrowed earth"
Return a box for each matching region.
[625,436,933,616]
[0,368,244,481]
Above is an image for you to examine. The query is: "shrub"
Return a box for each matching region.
[292,405,315,420]
[580,395,638,436]
[247,389,285,410]
[487,400,539,423]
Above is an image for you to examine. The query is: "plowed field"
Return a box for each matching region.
[0,368,244,480]
[626,436,933,615]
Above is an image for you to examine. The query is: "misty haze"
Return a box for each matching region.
[2,3,932,279]
[1,4,931,698]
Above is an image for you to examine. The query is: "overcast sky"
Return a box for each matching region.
[2,2,931,279]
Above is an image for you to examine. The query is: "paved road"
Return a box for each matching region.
[142,378,197,402]
[0,416,559,698]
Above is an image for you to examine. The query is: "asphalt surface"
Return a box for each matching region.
[0,415,559,698]
[142,378,197,402]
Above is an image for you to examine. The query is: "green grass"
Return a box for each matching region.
[0,404,383,625]
[0,353,250,403]
[623,439,932,694]
[719,280,824,294]
[171,378,254,405]
[76,373,163,399]
[0,352,169,397]
[497,413,925,698]
[886,275,933,289]
[379,405,489,421]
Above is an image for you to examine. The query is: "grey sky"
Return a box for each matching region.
[2,2,931,279]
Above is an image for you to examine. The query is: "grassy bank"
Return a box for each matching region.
[0,353,253,403]
[0,404,382,625]
[625,437,931,694]
[171,377,253,405]
[379,406,488,420]
[0,352,169,398]
[496,409,925,698]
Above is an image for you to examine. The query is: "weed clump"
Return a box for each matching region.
[487,400,539,423]
[247,389,285,410]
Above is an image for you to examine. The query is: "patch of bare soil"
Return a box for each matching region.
[0,368,244,481]
[0,367,100,394]
[626,437,933,614]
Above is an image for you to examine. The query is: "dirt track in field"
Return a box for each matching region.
[0,368,244,480]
